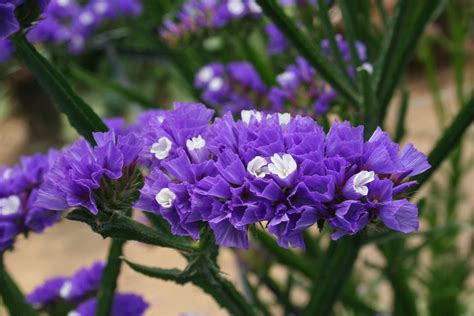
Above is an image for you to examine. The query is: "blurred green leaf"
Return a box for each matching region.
[12,35,107,144]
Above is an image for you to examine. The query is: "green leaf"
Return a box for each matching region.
[317,0,354,87]
[409,96,474,193]
[11,35,107,144]
[374,0,447,124]
[255,0,361,107]
[70,65,158,109]
[66,209,195,253]
[0,256,37,316]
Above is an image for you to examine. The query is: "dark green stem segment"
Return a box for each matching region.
[304,236,362,315]
[11,35,107,145]
[409,96,474,193]
[95,238,126,316]
[255,0,361,107]
[124,259,257,316]
[0,255,37,316]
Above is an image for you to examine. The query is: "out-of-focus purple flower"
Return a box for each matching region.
[72,293,149,316]
[59,261,104,301]
[195,62,267,113]
[27,261,148,315]
[269,57,337,116]
[36,131,143,215]
[265,23,287,54]
[136,103,430,248]
[27,277,68,307]
[159,0,262,47]
[0,38,14,62]
[0,1,20,40]
[0,150,61,252]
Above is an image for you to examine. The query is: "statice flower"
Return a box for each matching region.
[0,150,61,252]
[268,57,337,115]
[0,38,14,62]
[35,130,143,215]
[321,34,368,77]
[136,103,430,249]
[71,293,149,316]
[26,0,142,54]
[159,0,262,47]
[27,261,149,315]
[195,62,267,112]
[265,23,287,54]
[0,0,21,40]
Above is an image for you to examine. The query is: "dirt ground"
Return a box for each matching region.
[1,66,473,315]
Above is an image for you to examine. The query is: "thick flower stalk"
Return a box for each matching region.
[35,130,143,216]
[136,102,430,249]
[195,62,267,112]
[0,150,61,252]
[27,261,149,316]
[159,0,262,47]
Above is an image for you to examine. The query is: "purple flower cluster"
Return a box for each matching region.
[159,0,262,47]
[0,150,61,252]
[27,261,149,315]
[269,57,338,115]
[35,131,143,215]
[195,62,267,112]
[135,102,430,249]
[26,0,142,54]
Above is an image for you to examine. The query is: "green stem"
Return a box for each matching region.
[304,236,362,315]
[409,96,474,193]
[0,255,37,316]
[95,238,126,316]
[255,0,361,107]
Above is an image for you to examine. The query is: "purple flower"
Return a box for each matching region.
[59,261,105,301]
[35,131,143,215]
[265,23,287,54]
[0,1,20,40]
[72,293,149,316]
[0,38,14,62]
[195,62,267,113]
[27,277,68,307]
[0,150,61,252]
[136,103,430,248]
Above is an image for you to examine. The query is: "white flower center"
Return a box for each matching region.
[155,188,176,208]
[278,113,291,126]
[268,154,297,179]
[208,77,224,92]
[156,115,165,123]
[277,71,296,87]
[0,195,21,216]
[79,12,95,26]
[247,156,269,178]
[186,135,206,151]
[228,0,245,16]
[197,66,214,83]
[248,0,262,13]
[150,137,172,160]
[352,171,375,196]
[57,0,70,7]
[59,281,73,298]
[358,62,373,74]
[2,169,12,180]
[67,311,81,316]
[241,110,262,124]
[94,2,108,14]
